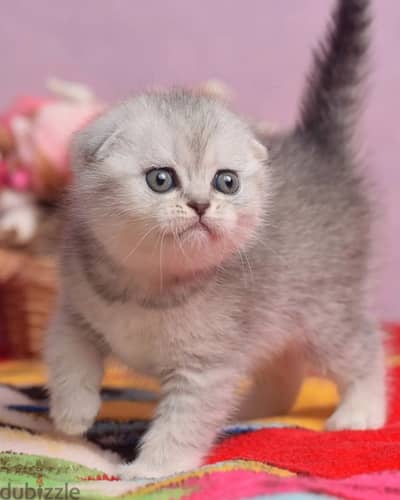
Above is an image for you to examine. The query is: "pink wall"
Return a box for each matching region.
[2,0,399,320]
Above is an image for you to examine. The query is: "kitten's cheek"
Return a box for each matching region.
[234,217,258,246]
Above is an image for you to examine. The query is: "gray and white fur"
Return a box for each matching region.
[45,0,386,479]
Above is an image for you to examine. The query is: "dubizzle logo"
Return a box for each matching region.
[0,477,80,499]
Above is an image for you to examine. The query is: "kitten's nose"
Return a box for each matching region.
[187,201,210,217]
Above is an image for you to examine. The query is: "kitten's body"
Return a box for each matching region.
[45,0,386,479]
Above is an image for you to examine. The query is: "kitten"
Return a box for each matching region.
[45,0,386,480]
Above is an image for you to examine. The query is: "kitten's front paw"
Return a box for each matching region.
[118,462,167,481]
[50,390,101,436]
[118,457,200,480]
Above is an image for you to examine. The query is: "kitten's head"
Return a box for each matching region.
[72,91,269,278]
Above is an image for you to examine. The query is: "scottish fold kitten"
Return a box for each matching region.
[45,0,386,479]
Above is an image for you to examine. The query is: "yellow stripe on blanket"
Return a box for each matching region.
[0,360,341,429]
[98,400,155,421]
[0,359,159,391]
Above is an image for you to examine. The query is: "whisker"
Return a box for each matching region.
[173,227,190,264]
[159,229,167,293]
[218,226,252,287]
[236,249,249,288]
[241,249,254,285]
[122,225,159,264]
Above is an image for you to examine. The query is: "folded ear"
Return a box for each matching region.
[251,138,269,163]
[70,111,121,170]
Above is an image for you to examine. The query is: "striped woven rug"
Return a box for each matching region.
[0,324,399,499]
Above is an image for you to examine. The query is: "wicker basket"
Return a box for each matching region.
[0,249,58,358]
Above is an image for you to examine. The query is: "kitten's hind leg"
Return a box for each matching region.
[235,347,305,421]
[44,305,107,436]
[324,326,387,431]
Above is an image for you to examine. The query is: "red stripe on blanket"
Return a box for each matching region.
[207,364,400,479]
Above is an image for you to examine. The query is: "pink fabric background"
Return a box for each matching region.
[1,1,398,319]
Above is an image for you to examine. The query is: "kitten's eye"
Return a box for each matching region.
[213,170,240,195]
[146,168,177,193]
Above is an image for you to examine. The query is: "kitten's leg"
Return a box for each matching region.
[44,306,106,435]
[235,347,304,421]
[324,326,386,431]
[118,363,242,479]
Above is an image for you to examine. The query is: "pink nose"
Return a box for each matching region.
[187,201,210,216]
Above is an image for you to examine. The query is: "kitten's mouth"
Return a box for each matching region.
[179,220,217,239]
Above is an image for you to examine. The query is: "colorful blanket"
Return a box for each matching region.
[0,325,399,499]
